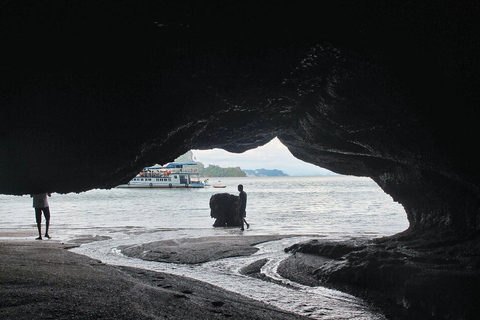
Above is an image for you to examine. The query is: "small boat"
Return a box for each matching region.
[117,162,204,188]
[212,180,226,188]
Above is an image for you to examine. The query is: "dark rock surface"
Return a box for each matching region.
[1,2,480,319]
[119,235,286,264]
[0,241,306,320]
[210,193,241,227]
[282,238,480,319]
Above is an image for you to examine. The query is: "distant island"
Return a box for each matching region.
[175,151,246,177]
[174,151,287,177]
[199,164,246,177]
[244,169,288,177]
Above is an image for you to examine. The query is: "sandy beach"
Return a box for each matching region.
[0,232,309,320]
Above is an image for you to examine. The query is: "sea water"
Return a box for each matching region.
[0,175,409,319]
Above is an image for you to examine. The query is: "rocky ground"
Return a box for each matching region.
[3,232,479,319]
[278,235,480,320]
[0,240,306,320]
[119,234,289,264]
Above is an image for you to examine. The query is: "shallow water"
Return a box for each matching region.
[0,175,408,319]
[72,232,384,319]
[0,176,407,239]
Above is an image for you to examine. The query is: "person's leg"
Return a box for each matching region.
[43,207,51,238]
[35,208,42,240]
[240,212,244,231]
[244,218,249,229]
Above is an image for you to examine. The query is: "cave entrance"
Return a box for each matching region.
[0,137,408,241]
[190,137,409,239]
[191,137,334,177]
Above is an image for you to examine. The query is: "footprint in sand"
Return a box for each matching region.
[211,301,224,307]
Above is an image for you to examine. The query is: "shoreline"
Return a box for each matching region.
[0,230,390,319]
[0,239,307,320]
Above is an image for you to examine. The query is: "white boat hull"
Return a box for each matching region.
[117,163,205,189]
[117,181,204,188]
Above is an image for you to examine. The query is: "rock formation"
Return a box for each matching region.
[210,193,241,227]
[282,238,480,319]
[1,2,479,319]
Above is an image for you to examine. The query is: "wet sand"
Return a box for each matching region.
[0,234,308,320]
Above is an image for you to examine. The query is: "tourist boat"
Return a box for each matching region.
[117,162,205,188]
[212,180,226,188]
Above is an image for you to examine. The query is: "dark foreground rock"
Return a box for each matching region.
[120,235,288,264]
[210,193,241,227]
[280,238,480,320]
[0,241,307,320]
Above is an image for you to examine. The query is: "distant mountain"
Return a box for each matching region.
[243,169,288,177]
[200,164,246,177]
[175,151,246,177]
[175,151,287,177]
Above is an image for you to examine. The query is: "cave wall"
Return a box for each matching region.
[1,1,479,239]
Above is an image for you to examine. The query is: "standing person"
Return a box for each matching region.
[31,193,52,240]
[237,184,249,231]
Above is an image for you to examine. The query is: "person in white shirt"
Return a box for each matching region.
[31,193,52,240]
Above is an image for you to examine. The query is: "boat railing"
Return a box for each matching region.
[137,170,201,178]
[167,168,200,174]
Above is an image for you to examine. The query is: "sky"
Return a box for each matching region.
[191,137,335,176]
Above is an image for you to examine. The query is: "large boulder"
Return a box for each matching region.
[210,193,241,227]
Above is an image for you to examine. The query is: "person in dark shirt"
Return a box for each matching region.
[238,184,249,231]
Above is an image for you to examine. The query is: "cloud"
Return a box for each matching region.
[192,137,335,176]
